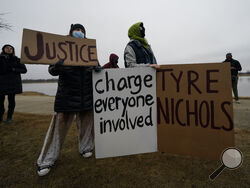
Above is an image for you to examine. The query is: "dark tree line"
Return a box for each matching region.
[22,79,58,83]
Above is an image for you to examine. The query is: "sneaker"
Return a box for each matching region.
[235,100,240,104]
[82,151,93,158]
[37,167,51,176]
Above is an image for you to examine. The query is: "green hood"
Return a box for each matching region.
[128,22,149,49]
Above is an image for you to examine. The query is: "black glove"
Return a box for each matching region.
[55,59,64,68]
[86,66,102,73]
[94,66,102,72]
[231,75,236,82]
[6,66,15,72]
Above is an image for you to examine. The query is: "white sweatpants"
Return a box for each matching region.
[37,110,94,168]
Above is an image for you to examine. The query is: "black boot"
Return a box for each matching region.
[0,110,4,124]
[6,94,15,124]
[6,112,13,124]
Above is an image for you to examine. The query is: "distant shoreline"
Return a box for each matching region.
[22,73,250,84]
[23,81,58,84]
[21,91,250,99]
[22,79,58,84]
[239,73,250,76]
[21,91,52,96]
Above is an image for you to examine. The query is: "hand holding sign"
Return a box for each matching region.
[55,59,64,68]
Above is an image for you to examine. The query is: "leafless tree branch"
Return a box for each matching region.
[0,13,12,31]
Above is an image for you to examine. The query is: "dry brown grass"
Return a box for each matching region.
[0,112,250,188]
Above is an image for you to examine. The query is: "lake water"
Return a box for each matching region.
[238,76,250,97]
[23,82,58,96]
[22,76,250,97]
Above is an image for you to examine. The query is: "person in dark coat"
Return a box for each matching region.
[0,44,27,123]
[37,24,101,177]
[102,53,119,69]
[223,53,242,103]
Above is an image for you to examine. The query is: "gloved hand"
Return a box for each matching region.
[55,59,64,68]
[93,66,102,72]
[6,66,15,72]
[86,66,102,73]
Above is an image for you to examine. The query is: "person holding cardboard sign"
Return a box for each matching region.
[124,22,159,69]
[37,24,101,177]
[0,44,27,124]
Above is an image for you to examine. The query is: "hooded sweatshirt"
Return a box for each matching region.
[102,53,119,69]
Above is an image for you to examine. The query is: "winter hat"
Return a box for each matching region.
[1,44,15,55]
[69,24,86,36]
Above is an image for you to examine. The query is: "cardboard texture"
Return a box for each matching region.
[156,63,234,160]
[93,68,157,159]
[21,28,98,66]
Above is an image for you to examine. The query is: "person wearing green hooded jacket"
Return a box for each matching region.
[124,22,159,68]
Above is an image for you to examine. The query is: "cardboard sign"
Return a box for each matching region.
[93,68,158,159]
[21,28,98,66]
[157,63,234,160]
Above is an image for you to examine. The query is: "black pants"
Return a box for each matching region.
[0,94,16,119]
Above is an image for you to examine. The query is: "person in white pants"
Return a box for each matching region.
[37,23,100,176]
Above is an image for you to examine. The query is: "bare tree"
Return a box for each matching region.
[0,13,12,31]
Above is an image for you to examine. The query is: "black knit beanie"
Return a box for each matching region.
[69,24,86,36]
[2,44,15,55]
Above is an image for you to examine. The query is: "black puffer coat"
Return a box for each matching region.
[0,54,27,95]
[49,65,95,112]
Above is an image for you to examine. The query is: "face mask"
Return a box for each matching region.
[72,31,85,38]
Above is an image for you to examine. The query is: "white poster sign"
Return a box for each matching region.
[93,68,157,158]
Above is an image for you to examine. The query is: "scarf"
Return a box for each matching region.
[128,22,149,49]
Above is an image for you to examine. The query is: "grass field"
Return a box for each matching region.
[0,112,250,187]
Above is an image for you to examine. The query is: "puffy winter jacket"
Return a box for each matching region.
[49,65,95,112]
[0,54,27,95]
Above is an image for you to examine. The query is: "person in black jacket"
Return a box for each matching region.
[37,24,101,177]
[0,44,27,123]
[223,53,242,103]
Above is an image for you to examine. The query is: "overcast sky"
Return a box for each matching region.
[1,0,250,79]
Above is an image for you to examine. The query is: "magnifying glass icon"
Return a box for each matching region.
[209,147,243,181]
